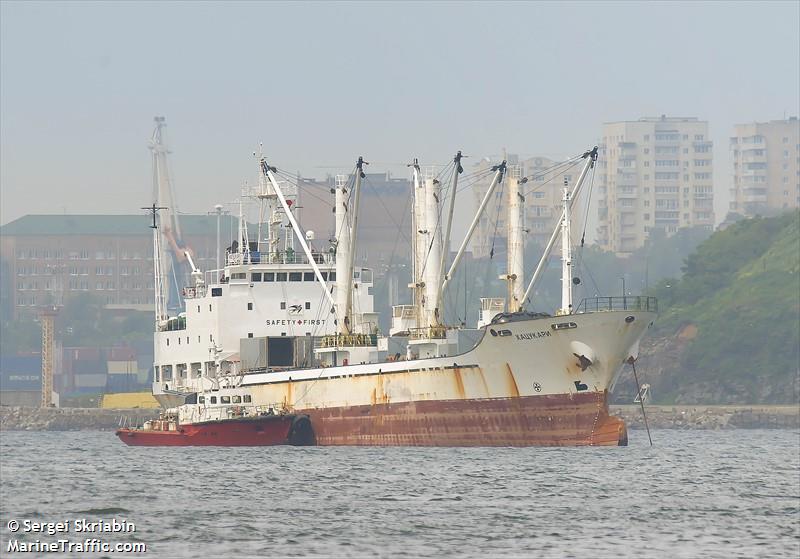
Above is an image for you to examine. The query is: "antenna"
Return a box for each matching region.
[142,203,168,229]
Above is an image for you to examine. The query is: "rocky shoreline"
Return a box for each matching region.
[1,404,797,432]
[613,405,799,430]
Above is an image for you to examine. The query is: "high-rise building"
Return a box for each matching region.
[596,116,714,255]
[729,117,800,217]
[471,154,584,259]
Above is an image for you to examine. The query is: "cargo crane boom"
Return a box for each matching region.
[149,116,193,313]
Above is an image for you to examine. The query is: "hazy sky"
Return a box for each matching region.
[2,1,799,233]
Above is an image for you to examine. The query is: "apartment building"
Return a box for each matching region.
[730,117,800,217]
[596,116,714,255]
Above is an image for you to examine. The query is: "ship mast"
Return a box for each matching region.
[560,177,573,313]
[142,203,168,327]
[521,147,597,312]
[423,170,442,327]
[505,165,526,312]
[259,158,336,310]
[334,174,350,333]
[410,160,426,329]
[341,157,366,334]
[254,143,281,259]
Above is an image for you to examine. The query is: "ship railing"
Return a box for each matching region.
[225,250,334,267]
[182,402,289,423]
[408,326,448,340]
[574,296,658,314]
[317,333,378,348]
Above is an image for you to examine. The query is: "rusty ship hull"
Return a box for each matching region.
[303,391,627,446]
[229,307,655,447]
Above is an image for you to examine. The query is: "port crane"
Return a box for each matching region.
[149,117,193,312]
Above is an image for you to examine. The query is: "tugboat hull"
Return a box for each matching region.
[116,415,310,447]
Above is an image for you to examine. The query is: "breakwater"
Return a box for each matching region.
[0,406,157,431]
[1,404,797,432]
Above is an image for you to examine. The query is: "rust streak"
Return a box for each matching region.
[453,368,466,400]
[504,363,520,398]
[285,379,293,410]
[476,367,491,397]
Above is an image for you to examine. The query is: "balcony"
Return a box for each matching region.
[742,193,768,203]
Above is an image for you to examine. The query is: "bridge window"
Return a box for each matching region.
[303,272,314,281]
[212,287,222,297]
[232,395,241,403]
[276,272,287,281]
[305,302,311,310]
[264,272,275,282]
[247,302,253,310]
[289,272,302,281]
[243,395,252,403]
[199,396,205,404]
[210,396,217,404]
[251,272,262,282]
[221,396,231,404]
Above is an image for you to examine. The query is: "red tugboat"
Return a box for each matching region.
[116,389,314,446]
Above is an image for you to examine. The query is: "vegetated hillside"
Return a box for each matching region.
[618,212,800,405]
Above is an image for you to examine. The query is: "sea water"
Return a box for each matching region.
[1,429,798,558]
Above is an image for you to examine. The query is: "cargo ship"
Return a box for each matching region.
[132,143,656,447]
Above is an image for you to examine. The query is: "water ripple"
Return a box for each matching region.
[0,429,798,558]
